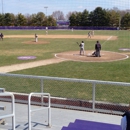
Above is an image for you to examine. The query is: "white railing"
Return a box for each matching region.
[28,92,51,130]
[0,92,15,130]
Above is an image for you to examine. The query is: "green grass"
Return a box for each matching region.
[0,29,130,81]
[0,29,130,103]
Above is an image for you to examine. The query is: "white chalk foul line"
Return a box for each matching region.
[102,36,113,46]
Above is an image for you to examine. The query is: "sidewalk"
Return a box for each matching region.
[0,102,122,130]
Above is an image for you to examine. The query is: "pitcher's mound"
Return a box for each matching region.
[55,51,129,62]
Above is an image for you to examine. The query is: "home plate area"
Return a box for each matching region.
[55,51,128,62]
[61,119,121,130]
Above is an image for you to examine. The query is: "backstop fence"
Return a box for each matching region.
[0,73,130,115]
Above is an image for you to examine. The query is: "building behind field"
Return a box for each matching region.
[57,20,70,27]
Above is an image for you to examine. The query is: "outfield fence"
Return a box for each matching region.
[0,26,117,30]
[0,73,130,115]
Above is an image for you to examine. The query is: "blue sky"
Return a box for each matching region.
[0,0,130,15]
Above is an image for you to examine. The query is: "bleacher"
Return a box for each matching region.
[61,119,121,130]
[0,87,122,130]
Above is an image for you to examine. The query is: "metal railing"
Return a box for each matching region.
[0,73,130,115]
[0,92,15,130]
[28,92,51,130]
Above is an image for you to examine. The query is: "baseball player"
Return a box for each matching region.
[88,31,91,38]
[92,51,96,56]
[0,33,4,40]
[95,41,101,57]
[35,34,38,42]
[46,27,48,35]
[92,30,94,36]
[79,41,85,55]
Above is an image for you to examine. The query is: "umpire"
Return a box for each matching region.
[95,41,101,57]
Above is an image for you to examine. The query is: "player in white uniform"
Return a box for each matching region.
[35,34,38,42]
[79,41,85,55]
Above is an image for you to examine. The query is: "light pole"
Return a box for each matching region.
[44,6,48,17]
[44,6,48,26]
[1,0,3,14]
[119,16,121,30]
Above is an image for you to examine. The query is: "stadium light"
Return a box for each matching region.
[44,6,48,17]
[44,6,48,26]
[1,0,3,14]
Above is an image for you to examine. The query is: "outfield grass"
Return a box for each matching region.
[0,29,119,35]
[0,29,130,103]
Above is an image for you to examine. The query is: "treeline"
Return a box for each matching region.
[0,7,130,28]
[69,7,130,29]
[0,12,57,26]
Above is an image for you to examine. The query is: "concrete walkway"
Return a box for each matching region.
[0,58,65,73]
[0,102,122,130]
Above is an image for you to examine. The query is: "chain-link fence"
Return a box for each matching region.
[0,73,130,115]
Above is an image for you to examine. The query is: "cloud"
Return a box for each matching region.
[78,6,83,9]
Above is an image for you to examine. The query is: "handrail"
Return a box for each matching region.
[28,93,51,130]
[0,92,15,130]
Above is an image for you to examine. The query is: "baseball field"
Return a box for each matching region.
[0,29,130,82]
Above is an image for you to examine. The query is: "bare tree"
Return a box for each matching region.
[52,11,65,20]
[66,12,73,20]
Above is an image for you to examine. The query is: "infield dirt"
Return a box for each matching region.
[5,35,117,40]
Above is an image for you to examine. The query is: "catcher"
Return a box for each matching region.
[92,51,96,56]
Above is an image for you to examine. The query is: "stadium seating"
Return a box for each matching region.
[61,119,121,130]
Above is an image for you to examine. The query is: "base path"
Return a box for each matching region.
[0,58,65,73]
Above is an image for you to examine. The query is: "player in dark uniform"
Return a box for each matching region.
[95,41,101,57]
[0,33,4,40]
